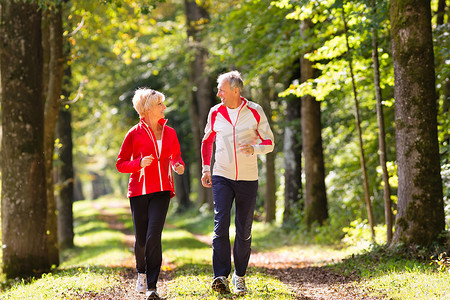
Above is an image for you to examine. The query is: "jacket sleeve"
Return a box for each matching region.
[116,130,142,173]
[253,105,275,155]
[201,108,216,173]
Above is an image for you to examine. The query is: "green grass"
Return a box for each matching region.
[367,270,450,300]
[0,197,133,299]
[167,207,450,300]
[162,211,296,299]
[166,207,351,265]
[331,245,450,300]
[60,199,132,267]
[165,270,296,299]
[0,197,298,299]
[1,196,450,300]
[1,267,120,300]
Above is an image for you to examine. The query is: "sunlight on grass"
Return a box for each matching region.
[273,244,352,265]
[166,206,214,236]
[1,269,118,300]
[247,272,296,299]
[364,270,450,300]
[162,227,212,266]
[61,199,132,268]
[165,247,212,265]
[0,198,132,299]
[4,196,449,299]
[161,213,297,299]
[165,273,211,298]
[332,246,450,300]
[161,216,297,299]
[165,271,296,299]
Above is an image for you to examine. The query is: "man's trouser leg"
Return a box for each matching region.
[233,180,258,277]
[212,176,234,278]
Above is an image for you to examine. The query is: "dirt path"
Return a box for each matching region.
[88,202,385,300]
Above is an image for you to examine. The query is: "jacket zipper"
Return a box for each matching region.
[232,103,245,180]
[142,120,166,192]
[233,126,238,180]
[139,153,146,195]
[157,124,166,191]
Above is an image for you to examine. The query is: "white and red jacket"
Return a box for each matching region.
[116,118,184,198]
[201,98,274,181]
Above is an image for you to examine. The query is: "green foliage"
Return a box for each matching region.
[342,219,386,249]
[64,0,191,197]
[430,252,450,272]
[206,0,301,84]
[59,0,447,248]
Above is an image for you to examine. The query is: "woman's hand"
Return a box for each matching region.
[140,155,154,168]
[174,162,185,175]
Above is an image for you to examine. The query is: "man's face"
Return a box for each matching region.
[217,80,236,107]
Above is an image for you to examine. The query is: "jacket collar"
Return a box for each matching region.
[219,97,247,111]
[218,97,248,124]
[140,118,168,128]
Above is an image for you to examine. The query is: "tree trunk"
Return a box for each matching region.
[283,64,302,225]
[43,4,64,267]
[56,106,75,249]
[260,78,276,223]
[342,9,375,240]
[390,0,445,246]
[56,23,74,250]
[175,163,191,211]
[74,175,85,201]
[264,151,276,222]
[1,0,50,277]
[184,0,214,207]
[436,0,446,26]
[282,94,302,225]
[301,20,328,227]
[371,0,393,245]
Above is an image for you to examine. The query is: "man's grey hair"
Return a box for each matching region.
[217,70,244,93]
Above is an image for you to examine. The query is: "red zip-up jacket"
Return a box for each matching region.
[116,118,184,198]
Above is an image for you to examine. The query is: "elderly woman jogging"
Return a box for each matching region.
[116,88,185,300]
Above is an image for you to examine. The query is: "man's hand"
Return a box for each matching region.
[201,171,212,188]
[238,143,254,155]
[174,162,185,175]
[140,155,154,168]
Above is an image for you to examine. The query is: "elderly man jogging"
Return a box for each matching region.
[201,70,274,295]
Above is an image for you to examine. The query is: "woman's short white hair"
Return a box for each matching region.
[217,70,244,93]
[132,88,164,118]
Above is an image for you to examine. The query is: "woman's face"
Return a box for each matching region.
[147,97,166,120]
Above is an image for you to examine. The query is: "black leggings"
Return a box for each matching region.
[129,191,170,289]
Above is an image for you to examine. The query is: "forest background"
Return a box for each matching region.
[0,0,449,281]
